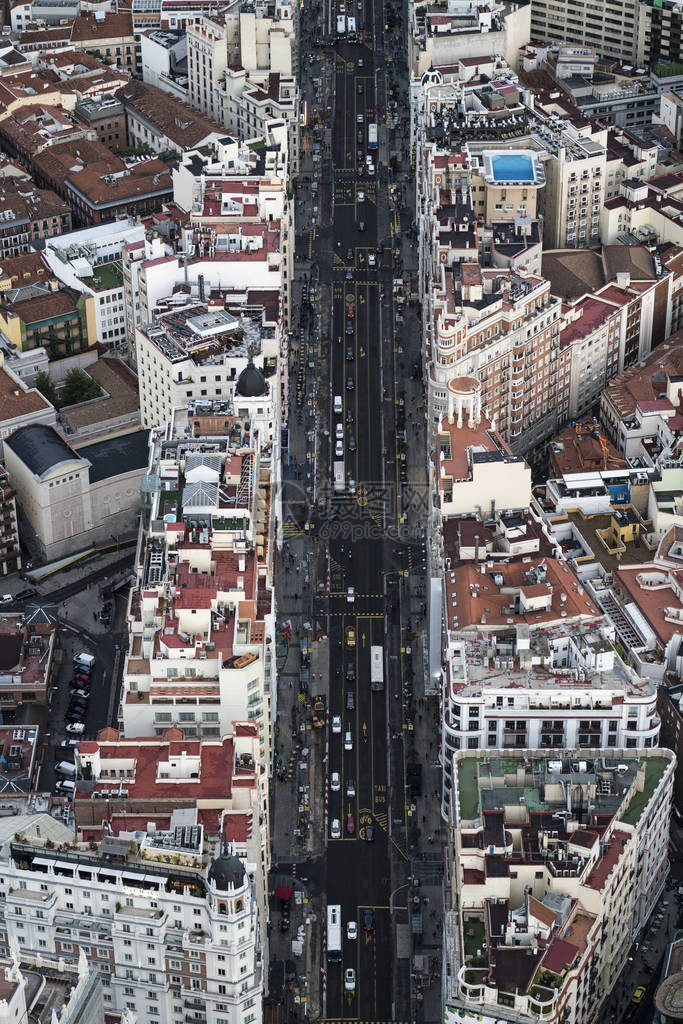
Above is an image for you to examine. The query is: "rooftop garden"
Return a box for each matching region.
[457,757,480,819]
[654,61,683,77]
[36,368,102,410]
[463,918,486,958]
[621,756,670,826]
[88,260,124,291]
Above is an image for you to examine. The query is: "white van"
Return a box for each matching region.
[55,779,75,793]
[55,761,75,777]
[334,395,343,414]
[74,652,95,668]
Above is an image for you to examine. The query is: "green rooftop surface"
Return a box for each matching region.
[458,757,479,819]
[621,756,669,826]
[654,60,683,77]
[88,261,123,291]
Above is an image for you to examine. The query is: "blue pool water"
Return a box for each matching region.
[491,154,535,182]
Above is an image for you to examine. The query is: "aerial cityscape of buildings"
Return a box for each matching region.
[2,0,683,1021]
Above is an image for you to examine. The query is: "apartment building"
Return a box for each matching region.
[0,612,56,718]
[409,0,529,77]
[529,0,639,62]
[600,333,683,454]
[438,552,662,810]
[121,400,277,769]
[0,826,263,1024]
[0,467,21,576]
[42,220,147,351]
[134,300,278,430]
[444,750,675,1023]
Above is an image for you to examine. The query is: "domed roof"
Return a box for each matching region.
[421,65,442,88]
[208,852,246,891]
[236,361,267,398]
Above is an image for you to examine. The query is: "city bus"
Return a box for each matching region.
[370,644,384,690]
[334,461,345,493]
[327,904,342,962]
[368,123,377,150]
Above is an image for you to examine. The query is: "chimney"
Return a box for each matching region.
[616,271,630,290]
[198,273,205,302]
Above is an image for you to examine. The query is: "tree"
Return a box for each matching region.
[35,370,57,407]
[60,369,102,408]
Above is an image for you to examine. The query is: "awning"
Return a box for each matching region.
[274,885,293,900]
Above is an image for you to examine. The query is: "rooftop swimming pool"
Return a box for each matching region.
[489,153,536,183]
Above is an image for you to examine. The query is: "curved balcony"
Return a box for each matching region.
[457,964,487,1001]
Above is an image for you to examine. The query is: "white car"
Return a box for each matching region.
[331,715,342,734]
[344,968,356,991]
[336,422,344,439]
[346,778,356,797]
[357,113,364,123]
[335,439,343,457]
[349,479,356,495]
[347,586,355,603]
[357,190,365,203]
[65,722,85,735]
[344,730,353,751]
[368,252,376,267]
[347,920,358,940]
[331,818,341,839]
[331,771,341,792]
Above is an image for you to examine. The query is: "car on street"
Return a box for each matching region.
[377,243,384,254]
[357,130,363,143]
[346,691,355,710]
[357,190,365,202]
[0,595,12,605]
[346,662,355,681]
[331,771,341,792]
[71,689,89,701]
[344,730,353,750]
[331,818,341,839]
[336,423,344,439]
[346,813,355,835]
[346,778,356,797]
[358,220,365,231]
[357,113,364,123]
[345,268,353,280]
[349,479,356,494]
[66,722,85,735]
[346,247,353,260]
[344,968,356,991]
[347,586,355,602]
[632,987,646,1004]
[346,345,354,361]
[368,252,376,267]
[55,780,75,796]
[348,435,356,452]
[332,715,342,733]
[363,908,374,932]
[346,409,354,423]
[346,376,354,390]
[335,439,343,457]
[357,82,363,94]
[346,321,354,335]
[364,824,375,842]
[346,305,354,317]
[347,920,357,940]
[357,57,363,67]
[345,625,356,647]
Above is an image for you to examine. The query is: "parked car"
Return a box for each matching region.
[331,818,341,839]
[346,813,355,835]
[363,908,375,932]
[347,920,357,940]
[65,722,85,735]
[70,689,90,701]
[331,771,341,792]
[332,715,342,734]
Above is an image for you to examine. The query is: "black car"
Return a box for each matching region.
[345,268,353,280]
[346,663,355,681]
[357,82,364,94]
[346,409,354,423]
[65,708,87,723]
[346,345,354,360]
[15,587,38,601]
[346,376,354,390]
[346,691,355,710]
[348,436,356,452]
[357,130,363,143]
[346,321,354,335]
[364,824,375,842]
[346,247,353,260]
[358,220,365,231]
[363,908,374,931]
